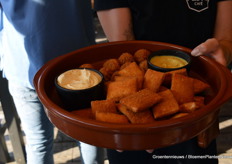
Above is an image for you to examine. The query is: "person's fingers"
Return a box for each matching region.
[116,150,124,152]
[191,38,227,66]
[208,49,227,66]
[191,38,219,56]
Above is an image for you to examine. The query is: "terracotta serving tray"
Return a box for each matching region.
[34,41,232,150]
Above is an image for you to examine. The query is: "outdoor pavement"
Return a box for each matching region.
[1,15,232,164]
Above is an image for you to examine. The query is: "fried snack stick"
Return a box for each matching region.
[106,77,138,101]
[179,102,200,113]
[91,99,117,117]
[171,73,194,104]
[163,68,187,86]
[116,62,144,89]
[117,62,144,77]
[113,76,142,90]
[194,96,205,107]
[143,69,165,93]
[193,78,211,94]
[117,104,155,124]
[95,111,129,124]
[171,113,189,119]
[152,89,180,119]
[120,88,162,112]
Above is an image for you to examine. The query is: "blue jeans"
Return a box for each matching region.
[79,142,105,164]
[8,82,105,164]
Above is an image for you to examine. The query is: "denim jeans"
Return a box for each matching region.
[79,142,105,164]
[8,82,54,164]
[8,82,105,164]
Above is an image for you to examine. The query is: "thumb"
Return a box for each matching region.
[191,38,219,56]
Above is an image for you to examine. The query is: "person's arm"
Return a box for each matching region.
[97,8,135,41]
[191,0,232,66]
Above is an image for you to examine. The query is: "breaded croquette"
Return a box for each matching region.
[103,59,120,73]
[99,67,112,81]
[118,52,134,65]
[134,49,151,63]
[139,60,148,72]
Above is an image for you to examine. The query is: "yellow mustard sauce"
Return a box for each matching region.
[150,55,188,68]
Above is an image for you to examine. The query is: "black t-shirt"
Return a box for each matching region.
[95,0,224,49]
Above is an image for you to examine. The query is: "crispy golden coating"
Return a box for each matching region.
[139,60,148,72]
[120,88,162,112]
[113,76,136,82]
[171,113,189,119]
[171,73,194,104]
[88,50,211,124]
[152,89,180,119]
[193,78,211,94]
[117,104,155,124]
[120,62,132,70]
[143,69,165,92]
[117,62,144,77]
[79,63,95,69]
[134,49,151,63]
[95,111,129,124]
[157,86,169,92]
[194,96,205,108]
[118,52,134,65]
[91,100,117,116]
[113,76,143,90]
[179,102,200,113]
[99,67,112,81]
[117,62,144,89]
[163,68,187,86]
[106,78,138,101]
[103,59,120,73]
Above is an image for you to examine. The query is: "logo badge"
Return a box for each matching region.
[186,0,209,12]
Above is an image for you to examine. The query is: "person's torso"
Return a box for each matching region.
[129,0,219,48]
